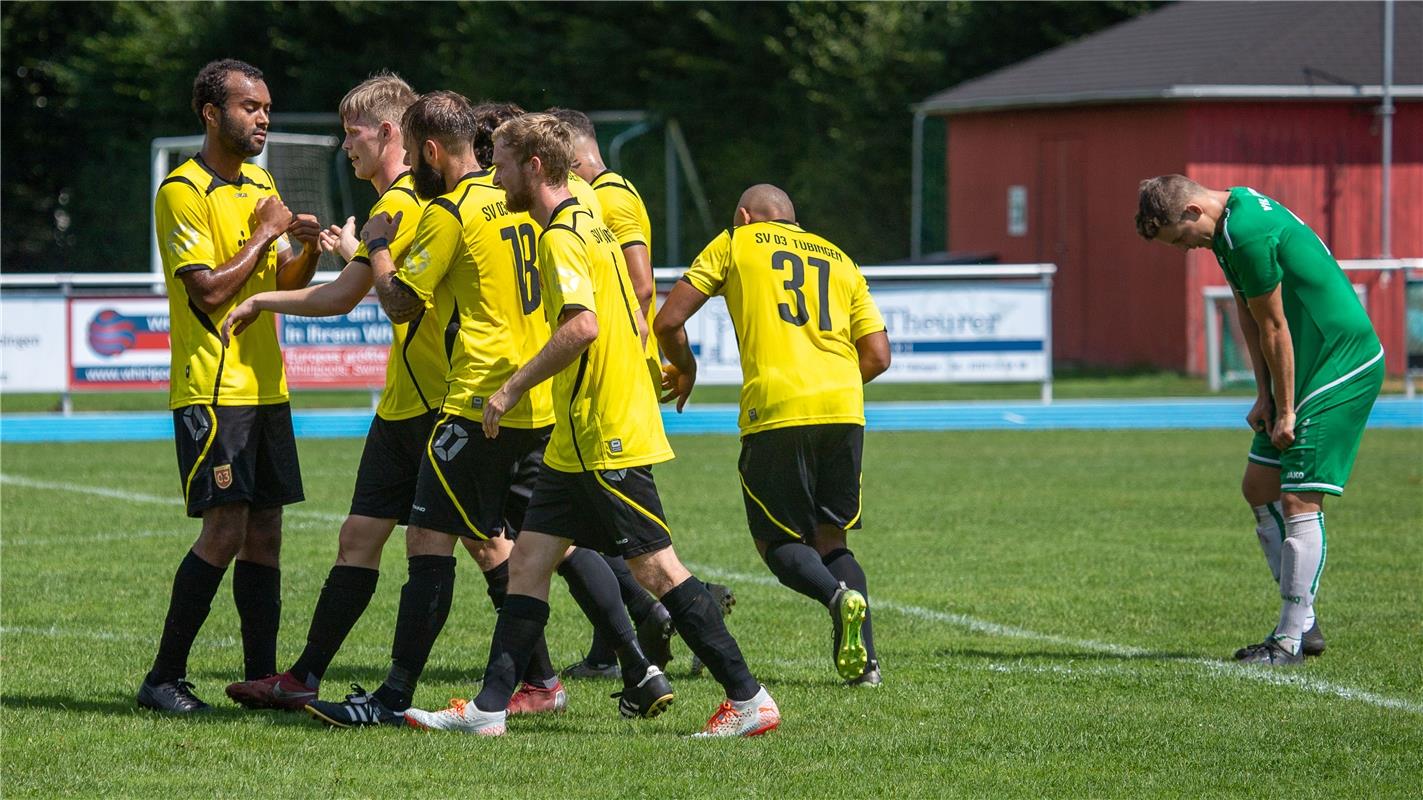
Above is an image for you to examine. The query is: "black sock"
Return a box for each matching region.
[607,555,657,623]
[661,577,759,702]
[482,561,509,612]
[289,565,379,687]
[762,541,840,605]
[483,560,556,688]
[823,548,877,667]
[148,550,227,685]
[558,548,649,684]
[233,560,281,680]
[474,594,549,712]
[373,555,455,711]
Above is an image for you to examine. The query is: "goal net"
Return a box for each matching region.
[149,132,345,275]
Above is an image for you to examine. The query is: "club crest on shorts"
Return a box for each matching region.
[432,422,468,461]
[213,464,233,489]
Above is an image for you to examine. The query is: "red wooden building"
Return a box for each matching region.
[918,1,1422,375]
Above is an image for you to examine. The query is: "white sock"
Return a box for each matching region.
[1275,511,1327,653]
[1251,502,1285,584]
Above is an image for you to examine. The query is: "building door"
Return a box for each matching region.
[1038,137,1085,362]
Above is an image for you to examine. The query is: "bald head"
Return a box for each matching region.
[736,184,795,225]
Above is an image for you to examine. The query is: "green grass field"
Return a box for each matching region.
[2,429,1421,798]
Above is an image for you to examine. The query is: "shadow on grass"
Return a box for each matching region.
[939,647,1200,663]
[0,691,315,726]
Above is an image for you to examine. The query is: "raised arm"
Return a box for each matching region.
[180,195,292,314]
[222,260,375,343]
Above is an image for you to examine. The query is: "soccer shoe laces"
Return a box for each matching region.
[700,700,739,735]
[443,698,469,716]
[343,683,372,701]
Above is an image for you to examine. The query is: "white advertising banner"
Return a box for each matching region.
[67,296,172,390]
[0,296,68,392]
[679,281,1049,385]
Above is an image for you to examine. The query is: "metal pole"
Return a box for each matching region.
[910,110,926,261]
[1205,294,1223,392]
[665,122,680,266]
[1380,0,1395,258]
[1041,272,1054,404]
[151,143,166,277]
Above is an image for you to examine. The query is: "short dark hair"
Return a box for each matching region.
[546,107,595,139]
[472,102,525,167]
[402,90,477,156]
[1136,174,1205,239]
[192,59,264,122]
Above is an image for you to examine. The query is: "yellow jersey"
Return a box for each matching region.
[682,221,885,435]
[590,169,659,364]
[156,156,290,408]
[393,170,554,428]
[350,173,450,420]
[538,196,673,471]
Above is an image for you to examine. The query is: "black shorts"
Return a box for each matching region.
[737,423,864,543]
[173,403,305,518]
[349,410,439,524]
[407,414,550,540]
[502,428,551,536]
[522,465,673,559]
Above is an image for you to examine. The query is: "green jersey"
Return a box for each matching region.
[1212,187,1382,411]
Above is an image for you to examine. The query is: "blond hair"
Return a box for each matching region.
[1136,174,1206,239]
[339,71,417,127]
[493,113,573,185]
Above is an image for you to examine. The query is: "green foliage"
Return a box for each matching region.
[2,1,1155,272]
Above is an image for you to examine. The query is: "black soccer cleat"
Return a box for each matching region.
[1302,620,1326,657]
[688,583,735,677]
[304,684,404,728]
[611,665,675,719]
[137,678,212,714]
[636,604,676,670]
[1237,638,1304,667]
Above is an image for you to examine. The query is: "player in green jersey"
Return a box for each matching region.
[1137,175,1384,666]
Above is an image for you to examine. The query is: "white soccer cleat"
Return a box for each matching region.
[403,698,506,735]
[692,685,780,738]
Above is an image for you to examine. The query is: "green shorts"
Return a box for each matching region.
[1247,361,1384,496]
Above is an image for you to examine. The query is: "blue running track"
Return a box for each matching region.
[1,397,1419,443]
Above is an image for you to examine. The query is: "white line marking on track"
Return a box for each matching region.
[688,563,1423,715]
[4,472,1418,715]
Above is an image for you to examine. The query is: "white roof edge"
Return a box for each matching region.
[915,84,1423,114]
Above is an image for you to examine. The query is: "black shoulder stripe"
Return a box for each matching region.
[619,239,648,251]
[174,263,212,276]
[432,197,461,222]
[538,223,584,245]
[351,255,371,266]
[392,186,419,200]
[159,175,200,193]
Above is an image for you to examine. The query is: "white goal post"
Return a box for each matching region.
[149,133,342,277]
[1202,259,1421,396]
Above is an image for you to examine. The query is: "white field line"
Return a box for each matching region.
[3,472,1418,715]
[0,473,347,525]
[688,563,1423,715]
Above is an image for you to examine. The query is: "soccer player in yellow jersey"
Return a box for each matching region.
[405,114,780,738]
[655,184,893,687]
[219,74,455,710]
[546,107,704,678]
[292,92,583,726]
[138,59,324,714]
